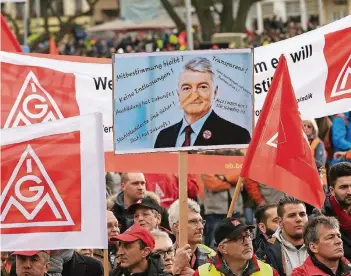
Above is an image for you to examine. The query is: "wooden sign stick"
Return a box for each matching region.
[227,177,243,217]
[178,151,188,247]
[103,249,109,276]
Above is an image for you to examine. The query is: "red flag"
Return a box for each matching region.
[0,15,22,52]
[241,55,325,209]
[49,37,59,55]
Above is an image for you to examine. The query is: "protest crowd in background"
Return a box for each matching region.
[1,7,351,276]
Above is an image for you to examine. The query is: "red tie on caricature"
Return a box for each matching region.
[182,125,193,147]
[240,55,325,209]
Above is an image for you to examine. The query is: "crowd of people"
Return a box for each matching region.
[2,111,350,276]
[44,16,319,58]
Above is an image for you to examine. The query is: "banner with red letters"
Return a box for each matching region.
[0,113,107,251]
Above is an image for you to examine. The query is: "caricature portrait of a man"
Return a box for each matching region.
[154,57,251,148]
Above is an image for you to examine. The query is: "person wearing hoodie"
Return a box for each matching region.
[109,224,171,276]
[111,173,146,233]
[194,218,278,276]
[312,162,351,261]
[256,196,309,276]
[330,112,351,165]
[291,216,351,276]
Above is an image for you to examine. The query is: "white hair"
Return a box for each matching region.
[181,57,215,83]
[168,199,201,230]
[151,229,171,240]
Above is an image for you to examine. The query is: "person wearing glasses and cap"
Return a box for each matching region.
[12,250,50,276]
[194,218,278,276]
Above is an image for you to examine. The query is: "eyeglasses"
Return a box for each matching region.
[154,247,175,258]
[188,219,206,227]
[224,231,254,244]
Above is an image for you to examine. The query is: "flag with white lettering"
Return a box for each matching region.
[0,113,107,251]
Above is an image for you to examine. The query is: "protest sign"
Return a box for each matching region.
[0,16,350,172]
[113,49,253,153]
[254,17,351,120]
[0,113,107,251]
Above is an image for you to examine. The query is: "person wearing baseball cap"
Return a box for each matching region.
[127,196,162,232]
[13,250,50,276]
[110,224,171,276]
[194,218,278,276]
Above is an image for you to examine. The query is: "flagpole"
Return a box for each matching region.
[227,177,243,217]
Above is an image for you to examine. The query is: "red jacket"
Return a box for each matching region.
[144,174,199,209]
[291,256,351,276]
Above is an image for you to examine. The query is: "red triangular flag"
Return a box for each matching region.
[241,55,325,209]
[1,15,22,52]
[49,37,59,55]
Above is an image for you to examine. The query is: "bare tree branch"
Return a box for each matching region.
[160,0,186,32]
[1,10,21,42]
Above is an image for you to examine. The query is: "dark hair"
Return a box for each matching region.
[303,216,339,255]
[277,196,305,218]
[254,204,277,224]
[329,162,351,188]
[138,239,148,250]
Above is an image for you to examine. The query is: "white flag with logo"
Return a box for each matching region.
[0,113,107,251]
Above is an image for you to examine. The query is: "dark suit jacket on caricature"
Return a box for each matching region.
[154,110,251,148]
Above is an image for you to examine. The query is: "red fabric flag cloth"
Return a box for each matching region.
[241,55,325,209]
[49,37,59,55]
[0,15,22,52]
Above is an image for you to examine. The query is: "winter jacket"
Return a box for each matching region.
[256,228,308,276]
[111,192,134,233]
[109,254,171,276]
[194,253,278,276]
[331,112,351,165]
[201,174,243,216]
[291,256,351,276]
[312,194,351,260]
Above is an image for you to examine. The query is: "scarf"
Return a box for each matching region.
[48,250,74,276]
[330,195,351,239]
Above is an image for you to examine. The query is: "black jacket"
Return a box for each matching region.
[109,254,171,276]
[256,236,285,276]
[11,252,103,276]
[312,194,351,261]
[112,192,134,233]
[154,111,251,148]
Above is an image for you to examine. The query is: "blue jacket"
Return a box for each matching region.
[331,112,351,165]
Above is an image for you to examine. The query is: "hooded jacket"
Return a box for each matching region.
[109,254,171,276]
[111,192,134,233]
[256,228,308,276]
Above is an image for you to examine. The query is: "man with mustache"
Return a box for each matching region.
[154,57,251,148]
[109,224,171,276]
[291,216,351,276]
[194,218,278,276]
[253,204,279,251]
[256,196,309,276]
[314,162,351,260]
